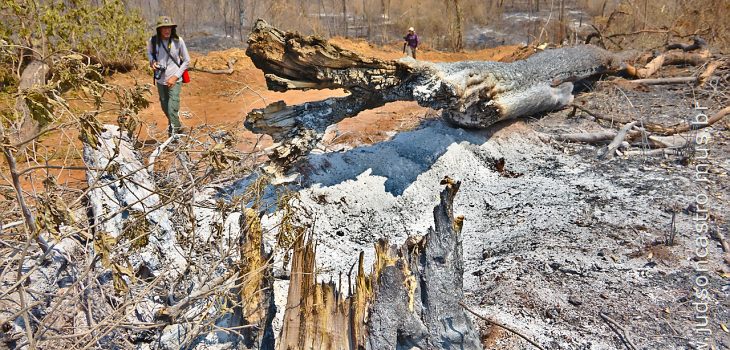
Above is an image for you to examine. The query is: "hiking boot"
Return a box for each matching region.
[168,127,188,138]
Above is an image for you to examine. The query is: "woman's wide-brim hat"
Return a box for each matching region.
[155,16,177,29]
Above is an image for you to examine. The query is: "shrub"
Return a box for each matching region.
[1,0,147,71]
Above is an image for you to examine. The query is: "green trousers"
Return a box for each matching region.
[157,81,182,135]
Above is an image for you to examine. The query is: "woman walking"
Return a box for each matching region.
[147,16,190,136]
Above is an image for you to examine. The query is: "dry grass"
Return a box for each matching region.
[122,0,729,52]
[589,0,730,52]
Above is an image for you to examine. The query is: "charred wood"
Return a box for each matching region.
[244,19,623,172]
[278,178,482,349]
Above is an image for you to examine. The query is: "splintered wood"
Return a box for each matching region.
[238,208,276,347]
[278,178,482,349]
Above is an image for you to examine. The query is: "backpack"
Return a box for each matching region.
[151,35,190,83]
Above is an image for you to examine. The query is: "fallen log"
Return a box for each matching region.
[278,177,482,349]
[244,19,623,172]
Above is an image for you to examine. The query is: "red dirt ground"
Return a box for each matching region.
[2,39,525,191]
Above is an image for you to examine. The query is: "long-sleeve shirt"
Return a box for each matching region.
[146,36,190,85]
[404,33,419,48]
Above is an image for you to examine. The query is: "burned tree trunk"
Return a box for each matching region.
[237,208,276,349]
[278,177,482,349]
[245,19,622,172]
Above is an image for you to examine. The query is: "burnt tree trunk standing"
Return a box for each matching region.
[277,178,482,349]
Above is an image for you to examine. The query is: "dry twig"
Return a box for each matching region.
[599,312,639,350]
[459,301,546,350]
[599,121,638,159]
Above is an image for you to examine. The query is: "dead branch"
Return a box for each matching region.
[0,139,50,255]
[147,135,177,173]
[626,50,711,78]
[666,37,707,52]
[605,29,673,39]
[571,104,632,124]
[571,104,730,136]
[627,76,697,85]
[646,135,687,149]
[159,274,234,322]
[599,312,639,350]
[708,229,730,266]
[622,148,681,157]
[697,60,725,87]
[646,106,730,135]
[599,121,638,159]
[540,130,639,144]
[459,301,546,350]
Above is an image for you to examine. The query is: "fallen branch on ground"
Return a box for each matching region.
[666,37,707,52]
[697,60,725,87]
[708,229,730,266]
[147,135,178,173]
[622,148,681,156]
[646,106,730,135]
[625,50,711,79]
[539,130,639,144]
[627,76,697,85]
[459,301,546,350]
[599,121,638,159]
[599,312,639,350]
[571,104,730,136]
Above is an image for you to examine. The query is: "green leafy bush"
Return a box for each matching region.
[1,0,147,71]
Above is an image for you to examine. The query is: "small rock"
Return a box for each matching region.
[568,296,583,306]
